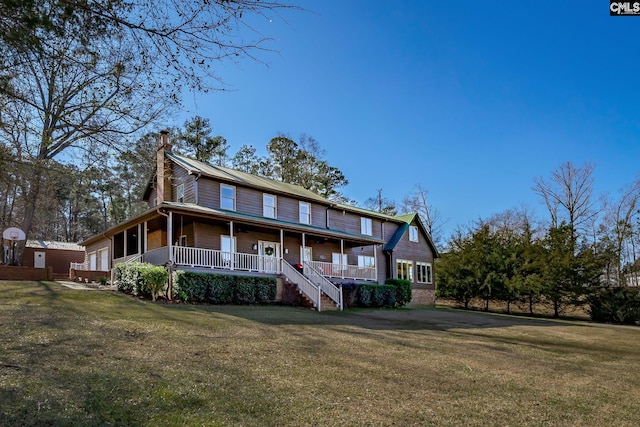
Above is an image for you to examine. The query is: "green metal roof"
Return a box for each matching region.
[167,151,402,222]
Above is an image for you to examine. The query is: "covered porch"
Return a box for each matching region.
[110,205,381,282]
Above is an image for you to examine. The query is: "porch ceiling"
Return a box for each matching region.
[163,202,384,245]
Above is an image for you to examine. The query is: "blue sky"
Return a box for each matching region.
[177,1,640,241]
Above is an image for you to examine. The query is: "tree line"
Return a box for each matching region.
[0,116,441,255]
[437,162,640,319]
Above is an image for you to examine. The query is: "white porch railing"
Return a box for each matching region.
[172,246,282,274]
[306,260,377,281]
[282,260,321,311]
[70,262,86,270]
[304,262,343,310]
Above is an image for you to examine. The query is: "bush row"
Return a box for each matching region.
[113,262,169,300]
[342,279,412,308]
[173,270,277,304]
[588,287,640,325]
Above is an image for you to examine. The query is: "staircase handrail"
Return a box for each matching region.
[281,260,322,311]
[303,262,343,311]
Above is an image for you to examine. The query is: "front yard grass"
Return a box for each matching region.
[1,281,639,426]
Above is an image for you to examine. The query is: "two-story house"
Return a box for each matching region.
[79,132,439,310]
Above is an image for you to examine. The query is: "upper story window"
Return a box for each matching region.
[299,202,311,224]
[220,184,236,211]
[177,184,185,203]
[263,194,277,218]
[409,225,419,242]
[361,217,372,236]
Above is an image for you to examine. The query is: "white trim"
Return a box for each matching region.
[220,183,236,211]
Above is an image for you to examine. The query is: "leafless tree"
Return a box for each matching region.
[532,161,601,242]
[402,184,448,248]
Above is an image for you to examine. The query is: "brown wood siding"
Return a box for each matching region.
[22,248,85,274]
[146,187,158,208]
[388,222,435,285]
[236,186,263,216]
[197,179,220,209]
[171,165,196,204]
[193,222,226,250]
[277,197,303,224]
[328,209,383,239]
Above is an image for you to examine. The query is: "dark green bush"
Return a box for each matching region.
[354,283,397,308]
[588,287,640,325]
[233,276,256,304]
[385,278,412,307]
[173,271,276,305]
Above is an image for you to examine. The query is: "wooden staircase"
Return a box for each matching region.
[297,290,340,311]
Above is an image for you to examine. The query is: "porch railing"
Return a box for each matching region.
[282,260,321,311]
[70,262,86,270]
[304,262,343,310]
[306,260,377,281]
[172,246,281,274]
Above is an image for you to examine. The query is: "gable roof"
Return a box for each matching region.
[383,213,440,257]
[165,151,404,223]
[26,240,84,251]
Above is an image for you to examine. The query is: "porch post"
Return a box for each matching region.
[374,244,378,281]
[124,229,128,259]
[229,221,234,270]
[280,229,284,257]
[168,211,173,263]
[340,239,345,279]
[143,221,148,256]
[137,223,142,257]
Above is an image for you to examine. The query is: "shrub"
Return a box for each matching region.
[354,283,397,308]
[255,278,277,302]
[113,262,146,296]
[139,264,169,301]
[173,271,277,305]
[114,262,169,300]
[588,287,640,325]
[385,278,412,307]
[233,276,256,304]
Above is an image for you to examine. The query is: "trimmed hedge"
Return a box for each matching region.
[588,287,640,325]
[174,271,277,304]
[342,279,413,308]
[384,278,412,307]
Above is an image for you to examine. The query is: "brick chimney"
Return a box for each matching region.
[156,130,172,206]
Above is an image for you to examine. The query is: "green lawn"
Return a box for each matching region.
[1,281,639,426]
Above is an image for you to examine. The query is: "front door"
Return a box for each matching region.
[258,241,280,273]
[34,251,46,269]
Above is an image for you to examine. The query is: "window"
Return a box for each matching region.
[177,184,185,203]
[417,262,432,284]
[358,255,375,268]
[361,217,372,236]
[220,184,236,211]
[397,259,414,281]
[332,253,348,266]
[178,235,187,246]
[263,194,277,218]
[299,202,311,224]
[221,235,236,265]
[300,246,313,263]
[409,225,419,242]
